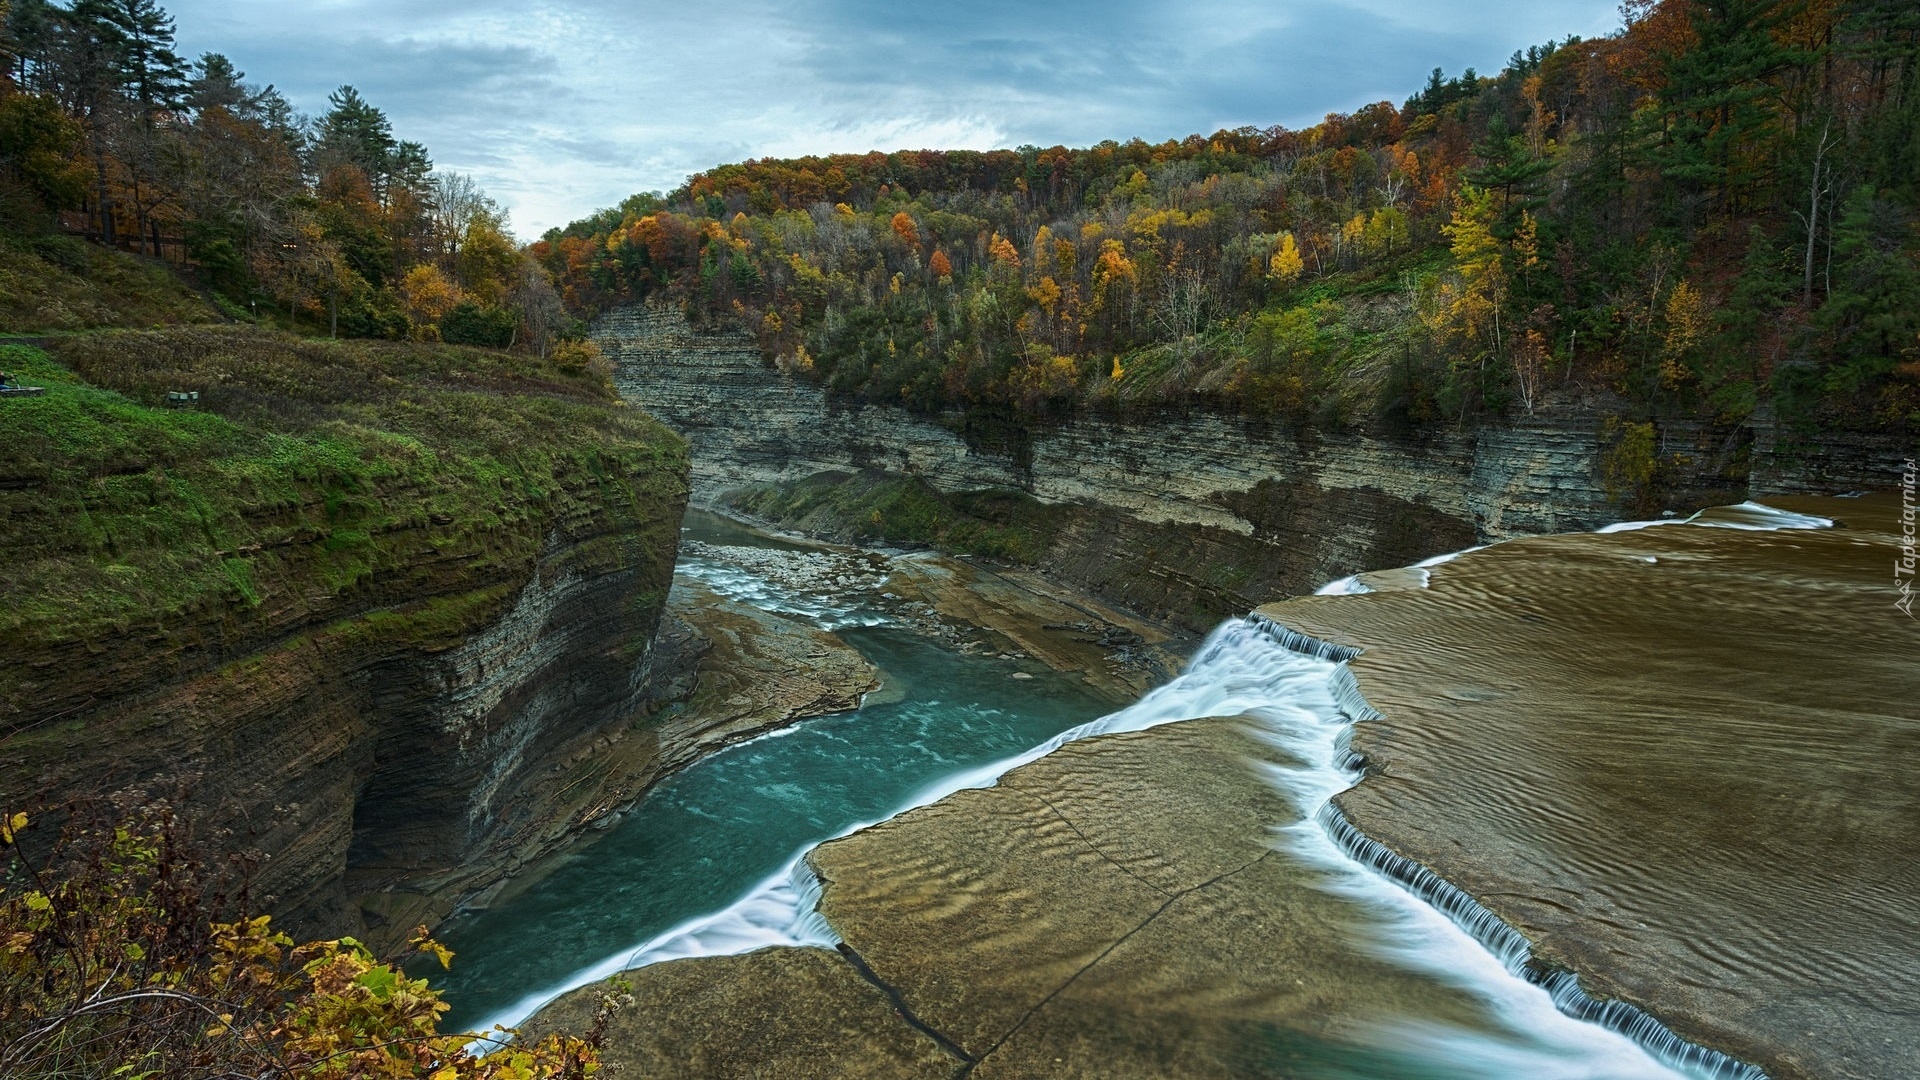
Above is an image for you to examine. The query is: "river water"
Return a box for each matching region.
[432,518,1111,1032]
[1279,495,1918,1080]
[431,511,1801,1078]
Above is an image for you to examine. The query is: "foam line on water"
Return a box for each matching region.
[465,856,835,1049]
[1211,634,1728,1078]
[463,616,1334,1041]
[676,555,887,631]
[1249,618,1767,1080]
[1597,500,1831,534]
[471,508,1800,1064]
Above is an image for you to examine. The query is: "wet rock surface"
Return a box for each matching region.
[681,526,1187,705]
[1262,494,1920,1080]
[651,579,879,767]
[530,718,1494,1079]
[519,947,955,1079]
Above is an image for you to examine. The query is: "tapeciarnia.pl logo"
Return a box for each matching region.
[1899,459,1916,619]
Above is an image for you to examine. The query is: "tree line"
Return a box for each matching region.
[3,0,1913,436]
[536,0,1917,438]
[0,0,574,353]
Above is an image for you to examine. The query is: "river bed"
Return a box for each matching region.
[439,509,1818,1078]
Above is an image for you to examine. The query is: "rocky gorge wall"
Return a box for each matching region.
[0,333,695,946]
[4,483,689,946]
[601,303,1894,631]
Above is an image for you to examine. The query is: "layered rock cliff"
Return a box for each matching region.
[0,329,691,944]
[599,303,1896,632]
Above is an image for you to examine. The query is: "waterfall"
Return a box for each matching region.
[466,612,1765,1078]
[465,615,1342,1041]
[470,504,1840,1072]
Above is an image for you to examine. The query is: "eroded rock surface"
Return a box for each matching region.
[597,303,1903,633]
[681,525,1187,705]
[1261,494,1920,1080]
[537,718,1504,1078]
[521,947,955,1079]
[651,578,879,768]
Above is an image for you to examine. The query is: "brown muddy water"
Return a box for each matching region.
[1269,494,1919,1080]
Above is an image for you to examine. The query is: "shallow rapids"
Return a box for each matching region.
[436,507,1876,1076]
[1275,493,1916,1080]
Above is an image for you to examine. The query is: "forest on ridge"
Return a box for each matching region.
[536,0,1918,452]
[2,0,1915,451]
[0,0,571,354]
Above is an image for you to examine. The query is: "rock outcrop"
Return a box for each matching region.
[0,330,694,946]
[1260,494,1918,1080]
[525,717,1516,1079]
[599,304,1899,632]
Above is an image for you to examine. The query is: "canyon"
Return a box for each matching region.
[570,303,1915,1079]
[598,302,1903,634]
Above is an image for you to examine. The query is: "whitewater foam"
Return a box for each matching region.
[1223,617,1751,1079]
[466,617,1328,1041]
[471,511,1801,1073]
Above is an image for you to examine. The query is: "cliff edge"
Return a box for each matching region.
[0,328,690,944]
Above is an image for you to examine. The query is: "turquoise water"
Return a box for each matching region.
[431,610,1108,1031]
[431,514,1728,1078]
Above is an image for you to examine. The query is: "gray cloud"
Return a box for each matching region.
[163,0,1622,237]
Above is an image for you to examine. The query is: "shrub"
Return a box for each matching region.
[0,798,610,1078]
[440,302,516,348]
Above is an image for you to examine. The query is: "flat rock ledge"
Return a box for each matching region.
[523,717,1492,1078]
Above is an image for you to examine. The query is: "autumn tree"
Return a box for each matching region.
[889,209,919,248]
[1269,231,1303,285]
[0,802,609,1079]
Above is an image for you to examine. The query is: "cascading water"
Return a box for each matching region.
[452,510,1818,1077]
[1234,618,1764,1080]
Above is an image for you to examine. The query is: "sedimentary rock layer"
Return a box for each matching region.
[1,335,694,945]
[527,717,1502,1079]
[598,304,1899,631]
[1261,494,1919,1080]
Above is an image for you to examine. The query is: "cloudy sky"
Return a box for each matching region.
[165,0,1623,239]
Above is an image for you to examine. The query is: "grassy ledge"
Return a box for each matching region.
[0,326,688,725]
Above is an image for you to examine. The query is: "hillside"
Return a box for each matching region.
[537,0,1917,460]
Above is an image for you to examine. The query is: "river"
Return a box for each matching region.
[430,508,1861,1078]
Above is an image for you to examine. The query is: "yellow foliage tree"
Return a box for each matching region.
[1363,207,1410,257]
[399,264,463,333]
[1661,279,1709,388]
[1010,344,1080,408]
[1031,225,1055,275]
[1341,213,1367,262]
[1438,186,1507,355]
[456,213,519,307]
[1027,275,1062,315]
[1269,232,1304,285]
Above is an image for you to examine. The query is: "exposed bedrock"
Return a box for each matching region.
[1261,493,1919,1080]
[3,435,693,948]
[598,303,1904,633]
[524,716,1506,1079]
